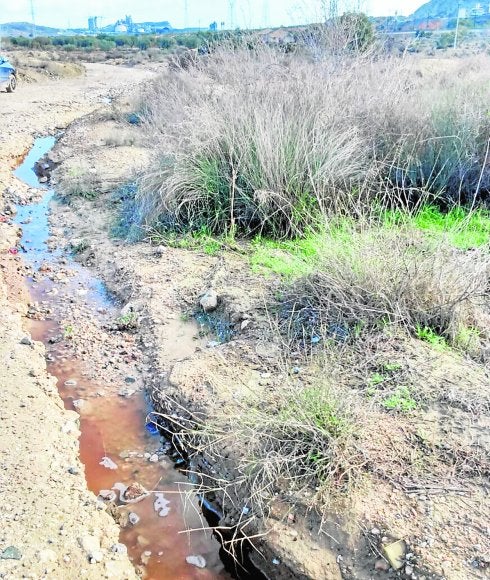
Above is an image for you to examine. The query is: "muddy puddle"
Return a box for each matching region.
[13,137,234,579]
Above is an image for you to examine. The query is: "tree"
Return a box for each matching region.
[339,12,374,52]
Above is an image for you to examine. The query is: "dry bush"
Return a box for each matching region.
[282,226,490,346]
[135,46,490,238]
[153,380,364,527]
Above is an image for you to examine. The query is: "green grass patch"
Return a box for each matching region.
[150,227,227,256]
[415,325,448,351]
[382,205,490,250]
[382,387,417,413]
[250,220,356,279]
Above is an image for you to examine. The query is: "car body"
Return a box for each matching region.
[0,56,17,92]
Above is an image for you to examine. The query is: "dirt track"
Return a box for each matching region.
[0,63,153,580]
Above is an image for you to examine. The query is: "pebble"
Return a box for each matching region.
[129,513,140,526]
[64,379,77,387]
[111,544,127,555]
[20,336,33,346]
[186,555,207,569]
[0,546,22,560]
[405,565,414,576]
[90,550,104,564]
[371,527,381,535]
[149,454,159,463]
[67,467,79,475]
[374,559,390,572]
[200,289,218,313]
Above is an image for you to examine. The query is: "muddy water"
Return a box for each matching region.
[13,137,231,579]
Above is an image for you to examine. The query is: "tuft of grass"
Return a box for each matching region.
[154,382,363,521]
[135,46,490,239]
[415,325,448,351]
[58,164,99,200]
[382,387,417,413]
[150,227,225,256]
[116,312,139,331]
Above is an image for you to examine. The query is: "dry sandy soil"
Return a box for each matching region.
[1,53,489,580]
[0,62,154,580]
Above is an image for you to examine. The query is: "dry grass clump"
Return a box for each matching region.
[154,380,364,524]
[281,226,489,347]
[135,46,490,238]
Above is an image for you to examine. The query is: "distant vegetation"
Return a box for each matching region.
[6,31,218,52]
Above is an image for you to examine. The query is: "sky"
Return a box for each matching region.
[1,1,426,30]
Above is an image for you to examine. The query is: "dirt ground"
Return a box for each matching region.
[1,54,489,580]
[0,63,154,579]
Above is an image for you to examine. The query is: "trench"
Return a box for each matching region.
[12,136,238,579]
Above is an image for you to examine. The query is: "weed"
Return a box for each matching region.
[454,325,482,356]
[58,164,99,200]
[136,47,490,238]
[116,312,139,331]
[382,362,402,372]
[415,325,448,351]
[150,227,224,256]
[369,372,386,386]
[70,240,89,255]
[382,387,417,413]
[63,324,74,339]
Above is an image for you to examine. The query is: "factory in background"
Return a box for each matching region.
[87,14,171,34]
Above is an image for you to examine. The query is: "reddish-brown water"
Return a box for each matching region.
[15,138,232,580]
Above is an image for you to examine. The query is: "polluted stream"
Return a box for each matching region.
[12,136,234,579]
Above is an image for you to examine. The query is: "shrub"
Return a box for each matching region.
[135,47,490,238]
[280,225,489,347]
[155,382,363,520]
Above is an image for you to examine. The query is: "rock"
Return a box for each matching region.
[118,388,135,398]
[153,246,166,257]
[186,555,206,569]
[0,546,22,560]
[20,336,33,346]
[39,176,48,183]
[383,540,406,570]
[79,535,101,562]
[124,376,136,384]
[154,493,171,517]
[90,550,104,563]
[371,527,381,535]
[374,559,390,572]
[73,399,85,410]
[122,482,149,504]
[200,289,218,313]
[405,565,414,576]
[111,543,127,555]
[141,551,152,565]
[99,456,118,470]
[149,454,159,463]
[64,379,77,387]
[441,561,452,576]
[128,512,140,526]
[137,535,150,547]
[240,319,251,331]
[67,466,79,475]
[98,490,117,502]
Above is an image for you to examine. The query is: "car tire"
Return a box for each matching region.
[6,74,16,93]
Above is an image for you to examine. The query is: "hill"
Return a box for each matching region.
[0,22,63,36]
[412,0,487,19]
